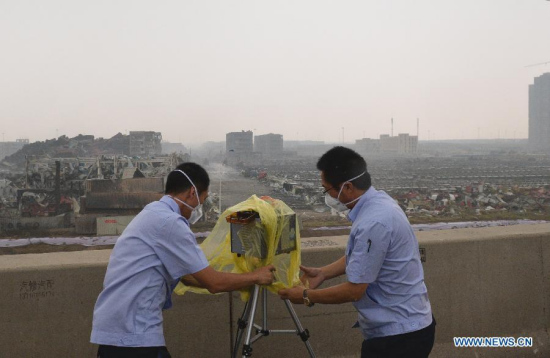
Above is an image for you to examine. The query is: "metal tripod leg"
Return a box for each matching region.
[233,284,316,358]
[232,297,251,358]
[241,285,260,357]
[261,287,267,331]
[283,299,316,358]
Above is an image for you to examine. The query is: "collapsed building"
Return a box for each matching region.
[0,133,189,235]
[77,177,165,235]
[129,131,162,156]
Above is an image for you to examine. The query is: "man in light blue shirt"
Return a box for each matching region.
[91,162,275,358]
[279,147,435,358]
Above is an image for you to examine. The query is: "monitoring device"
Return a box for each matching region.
[226,210,297,258]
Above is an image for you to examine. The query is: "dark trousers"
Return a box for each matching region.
[97,345,171,358]
[361,316,436,358]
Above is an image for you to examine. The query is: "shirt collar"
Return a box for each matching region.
[159,195,190,226]
[347,186,376,222]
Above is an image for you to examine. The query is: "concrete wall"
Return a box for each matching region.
[1,224,550,357]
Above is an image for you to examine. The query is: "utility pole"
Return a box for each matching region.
[218,165,224,215]
[25,155,29,188]
[219,177,222,214]
[55,161,61,215]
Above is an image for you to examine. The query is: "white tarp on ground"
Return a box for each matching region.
[0,220,547,248]
[0,231,211,248]
[311,219,548,232]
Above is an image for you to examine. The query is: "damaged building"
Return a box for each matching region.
[254,133,283,156]
[225,131,261,165]
[0,132,187,236]
[77,177,165,235]
[129,131,162,156]
[226,131,253,154]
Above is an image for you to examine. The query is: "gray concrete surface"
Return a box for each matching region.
[1,224,550,357]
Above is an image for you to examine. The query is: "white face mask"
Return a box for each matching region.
[324,171,366,212]
[170,169,204,224]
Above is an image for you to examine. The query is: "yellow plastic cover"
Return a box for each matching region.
[174,195,301,301]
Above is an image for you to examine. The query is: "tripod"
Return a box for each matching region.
[232,284,316,358]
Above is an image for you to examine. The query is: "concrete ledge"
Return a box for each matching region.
[1,224,550,357]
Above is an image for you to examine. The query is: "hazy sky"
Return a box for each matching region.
[1,0,550,145]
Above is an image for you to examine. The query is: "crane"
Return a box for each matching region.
[525,61,550,68]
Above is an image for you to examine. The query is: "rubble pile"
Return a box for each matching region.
[241,158,324,210]
[1,134,130,169]
[390,184,550,218]
[368,155,550,189]
[238,154,550,219]
[2,138,550,237]
[0,134,189,234]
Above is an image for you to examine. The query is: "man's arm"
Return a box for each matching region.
[283,224,391,304]
[279,281,367,305]
[281,256,365,305]
[180,274,200,287]
[300,256,346,289]
[188,265,275,294]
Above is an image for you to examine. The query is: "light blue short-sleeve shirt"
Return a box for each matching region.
[346,187,432,340]
[90,195,209,347]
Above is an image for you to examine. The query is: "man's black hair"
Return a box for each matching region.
[165,162,210,195]
[317,146,371,190]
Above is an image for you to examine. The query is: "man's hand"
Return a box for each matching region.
[300,265,325,289]
[278,286,305,304]
[180,274,201,287]
[253,265,276,285]
[191,265,276,293]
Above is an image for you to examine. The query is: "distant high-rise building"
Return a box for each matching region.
[129,131,162,156]
[355,138,381,153]
[226,131,253,153]
[397,133,418,153]
[284,140,328,157]
[529,73,550,150]
[379,134,397,153]
[355,134,418,155]
[254,133,283,155]
[379,133,418,154]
